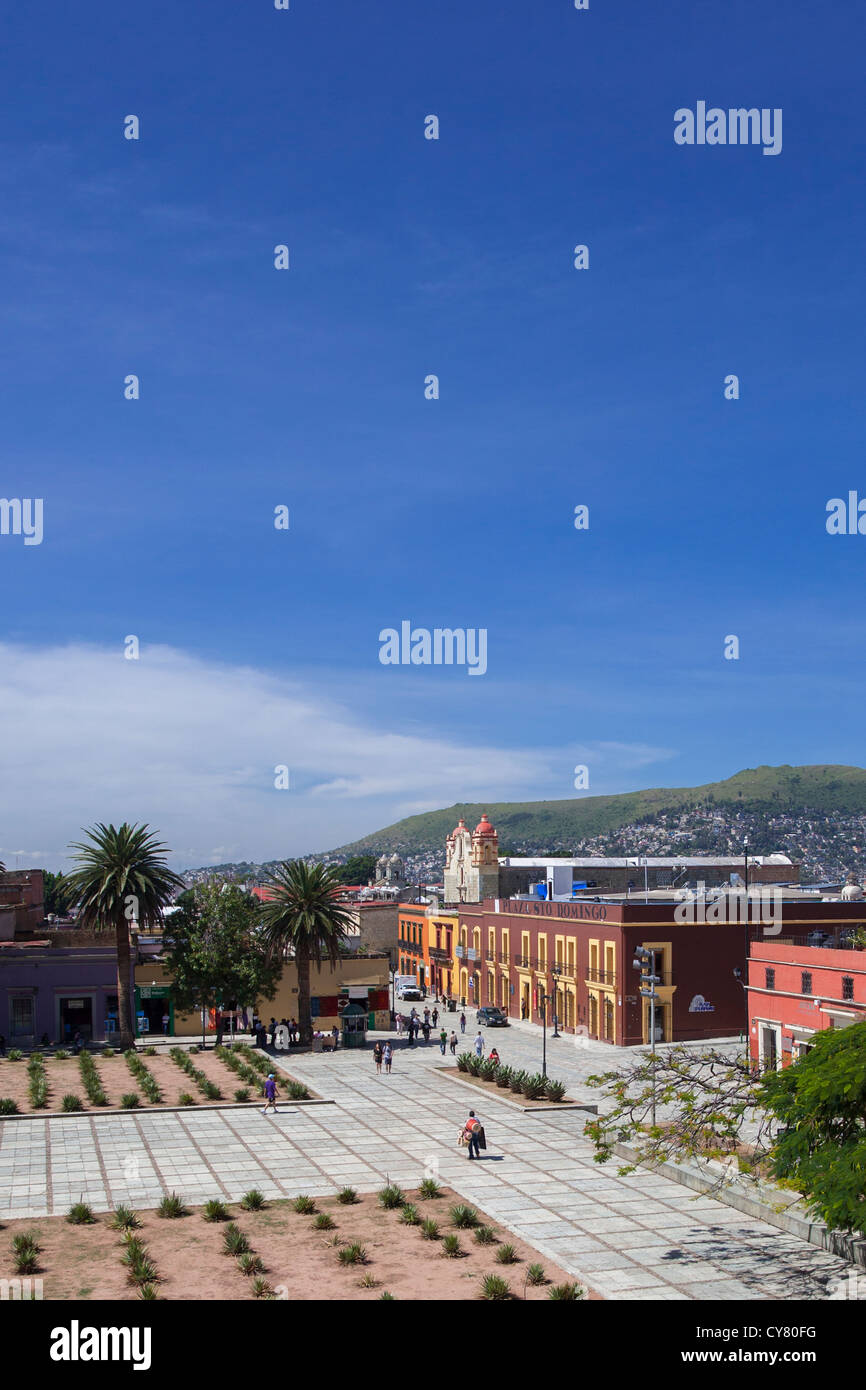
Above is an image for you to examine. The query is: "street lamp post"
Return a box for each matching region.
[551,965,562,1038]
[633,947,660,1126]
[539,985,548,1079]
[743,837,750,1042]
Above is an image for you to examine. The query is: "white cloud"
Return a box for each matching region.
[0,642,675,871]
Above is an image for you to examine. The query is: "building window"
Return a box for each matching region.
[10,996,34,1038]
[842,976,854,1001]
[801,972,813,996]
[765,968,775,990]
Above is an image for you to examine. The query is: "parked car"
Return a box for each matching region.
[396,984,423,1001]
[476,1007,509,1027]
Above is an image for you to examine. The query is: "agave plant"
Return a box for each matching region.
[466,1055,482,1077]
[455,1052,471,1073]
[545,1078,567,1102]
[509,1069,527,1094]
[494,1065,513,1088]
[521,1073,547,1101]
[479,1058,499,1082]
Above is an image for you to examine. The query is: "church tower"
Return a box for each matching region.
[444,813,499,903]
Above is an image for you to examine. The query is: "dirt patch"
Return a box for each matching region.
[438,1068,577,1109]
[0,1189,597,1301]
[0,1050,317,1116]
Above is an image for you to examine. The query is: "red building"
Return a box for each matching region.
[456,897,748,1045]
[747,931,866,1068]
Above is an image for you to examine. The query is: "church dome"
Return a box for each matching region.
[473,813,497,838]
[450,818,469,837]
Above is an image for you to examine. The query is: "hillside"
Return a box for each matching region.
[324,765,866,859]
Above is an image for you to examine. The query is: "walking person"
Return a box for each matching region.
[431,1007,439,1029]
[161,1011,170,1036]
[423,1007,430,1027]
[449,1031,458,1055]
[383,1042,393,1074]
[439,1028,447,1055]
[421,1022,431,1045]
[268,1017,277,1048]
[262,1073,278,1115]
[396,1013,403,1036]
[459,1011,466,1035]
[373,1041,383,1074]
[474,1030,484,1059]
[462,1110,484,1161]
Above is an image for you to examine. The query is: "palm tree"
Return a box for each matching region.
[258,860,356,1047]
[66,823,184,1049]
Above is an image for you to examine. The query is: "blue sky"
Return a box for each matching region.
[2,0,865,870]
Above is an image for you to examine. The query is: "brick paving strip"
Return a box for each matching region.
[0,1038,862,1302]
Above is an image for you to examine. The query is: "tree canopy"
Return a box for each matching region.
[164,880,281,1017]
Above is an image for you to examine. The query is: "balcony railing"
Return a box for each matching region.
[586,968,617,987]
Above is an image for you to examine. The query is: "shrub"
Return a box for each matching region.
[313,1213,336,1231]
[449,1204,479,1229]
[252,1276,274,1299]
[466,1055,482,1077]
[418,1179,442,1200]
[441,1234,462,1258]
[548,1282,585,1301]
[358,1273,378,1288]
[480,1274,511,1300]
[526,1263,547,1286]
[336,1187,358,1205]
[101,1047,115,1058]
[495,1243,518,1264]
[509,1069,527,1094]
[157,1193,188,1219]
[121,1236,146,1264]
[222,1225,250,1256]
[420,1219,440,1241]
[380,1291,396,1300]
[337,1243,367,1266]
[0,1098,19,1115]
[12,1233,40,1254]
[178,1092,196,1106]
[521,1073,547,1101]
[399,1204,420,1226]
[13,1248,39,1275]
[378,1184,405,1210]
[201,1081,222,1101]
[474,1225,497,1245]
[61,1094,84,1112]
[287,1081,310,1100]
[238,1253,265,1276]
[455,1052,471,1073]
[240,1189,266,1211]
[292,1195,316,1215]
[66,1203,95,1225]
[138,1283,158,1300]
[203,1200,230,1223]
[233,1088,251,1103]
[545,1079,567,1103]
[110,1206,141,1232]
[54,1049,70,1061]
[7,1049,23,1061]
[120,1093,139,1109]
[143,1046,157,1057]
[479,1059,498,1082]
[495,1065,513,1088]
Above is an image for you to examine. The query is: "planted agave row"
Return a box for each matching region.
[78,1051,109,1106]
[224,1044,311,1101]
[169,1047,222,1101]
[456,1053,567,1102]
[124,1050,163,1105]
[27,1053,48,1110]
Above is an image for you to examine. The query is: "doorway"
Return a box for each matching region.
[59,996,94,1043]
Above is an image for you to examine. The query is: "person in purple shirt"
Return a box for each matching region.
[262,1073,278,1114]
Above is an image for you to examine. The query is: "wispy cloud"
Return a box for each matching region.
[0,642,674,871]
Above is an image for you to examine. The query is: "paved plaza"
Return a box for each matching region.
[0,1024,861,1301]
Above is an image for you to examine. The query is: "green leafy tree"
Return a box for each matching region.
[333,854,378,886]
[43,870,75,917]
[65,824,184,1049]
[258,860,356,1046]
[585,1026,866,1237]
[164,880,281,1038]
[759,1022,866,1236]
